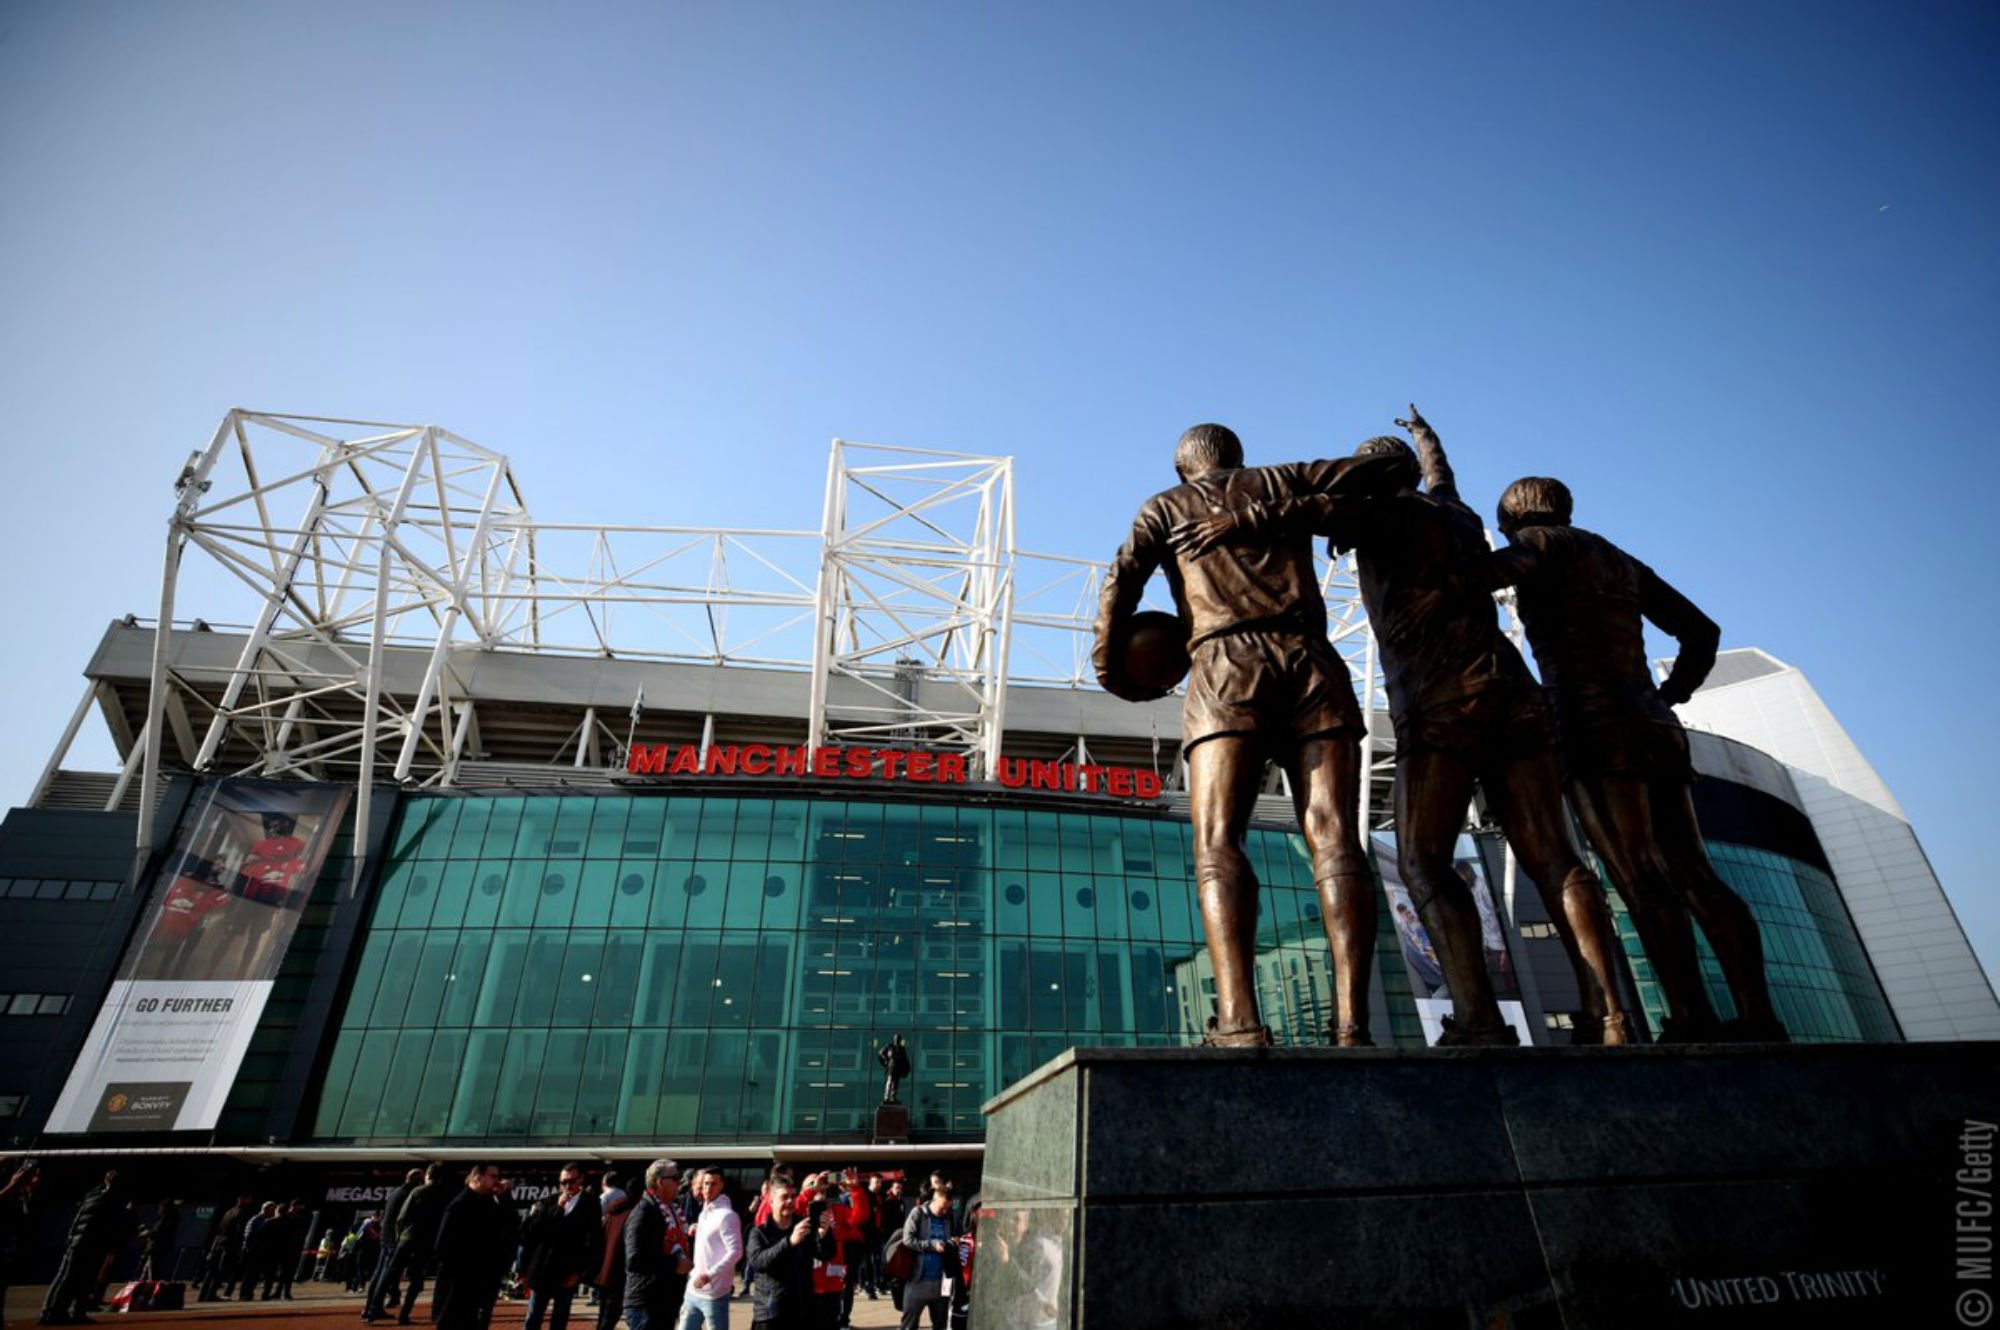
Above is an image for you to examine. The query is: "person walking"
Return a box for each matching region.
[0,1158,42,1319]
[40,1170,135,1325]
[622,1161,691,1330]
[874,1182,908,1311]
[381,1162,450,1325]
[346,1219,381,1292]
[266,1200,309,1299]
[432,1166,509,1330]
[742,1182,829,1330]
[198,1193,254,1302]
[895,1189,960,1330]
[137,1200,180,1282]
[364,1167,428,1319]
[678,1170,741,1330]
[522,1163,602,1330]
[593,1174,636,1330]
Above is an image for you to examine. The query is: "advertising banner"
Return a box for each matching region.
[1371,833,1534,1046]
[47,779,352,1133]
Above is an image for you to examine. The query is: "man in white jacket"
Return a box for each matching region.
[679,1171,742,1330]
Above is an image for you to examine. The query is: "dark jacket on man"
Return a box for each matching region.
[65,1182,133,1252]
[521,1191,602,1293]
[744,1215,832,1328]
[396,1181,449,1255]
[433,1191,509,1330]
[209,1202,253,1261]
[621,1193,687,1314]
[378,1180,420,1251]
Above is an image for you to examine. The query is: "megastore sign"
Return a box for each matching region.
[626,742,1165,799]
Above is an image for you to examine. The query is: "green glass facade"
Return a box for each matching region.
[307,789,1900,1147]
[1608,840,1898,1042]
[308,793,1359,1146]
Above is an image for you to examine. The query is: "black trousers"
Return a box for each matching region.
[41,1242,106,1320]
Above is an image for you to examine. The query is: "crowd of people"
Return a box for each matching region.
[4,1156,993,1330]
[339,1160,975,1330]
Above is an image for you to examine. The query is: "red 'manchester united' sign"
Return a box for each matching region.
[625,743,1164,799]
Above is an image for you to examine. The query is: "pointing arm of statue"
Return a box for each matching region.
[1395,404,1459,504]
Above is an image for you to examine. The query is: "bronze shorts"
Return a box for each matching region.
[1395,685,1554,761]
[1181,629,1362,754]
[1557,702,1693,784]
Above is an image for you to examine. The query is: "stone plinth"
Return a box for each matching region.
[975,1042,1998,1329]
[874,1101,911,1144]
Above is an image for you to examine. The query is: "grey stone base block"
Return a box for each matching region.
[874,1101,911,1143]
[975,1042,1998,1330]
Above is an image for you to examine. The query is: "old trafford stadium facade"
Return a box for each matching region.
[1,411,1993,1272]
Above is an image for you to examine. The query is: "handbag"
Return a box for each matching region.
[881,1235,916,1282]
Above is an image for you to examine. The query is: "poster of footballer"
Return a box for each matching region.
[1370,832,1534,1048]
[46,779,351,1133]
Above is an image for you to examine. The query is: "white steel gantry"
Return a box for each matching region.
[92,410,1396,856]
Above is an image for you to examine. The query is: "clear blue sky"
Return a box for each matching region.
[2,3,1995,981]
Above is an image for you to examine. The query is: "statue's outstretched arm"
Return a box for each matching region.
[1168,493,1339,559]
[1396,404,1459,503]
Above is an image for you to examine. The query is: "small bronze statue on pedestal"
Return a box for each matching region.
[878,1032,912,1104]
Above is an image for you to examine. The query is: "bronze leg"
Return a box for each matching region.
[1650,782,1782,1029]
[1570,774,1721,1032]
[1186,735,1269,1039]
[1285,732,1374,1042]
[1482,748,1630,1041]
[1392,746,1504,1033]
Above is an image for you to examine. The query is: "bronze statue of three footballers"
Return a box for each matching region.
[1094,410,1785,1047]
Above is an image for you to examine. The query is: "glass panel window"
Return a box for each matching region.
[585,800,631,859]
[475,933,531,1025]
[444,1029,505,1135]
[489,1030,548,1135]
[634,934,684,1025]
[447,800,493,861]
[657,1032,707,1135]
[480,799,525,859]
[574,1031,623,1135]
[510,932,568,1027]
[573,861,618,930]
[337,1031,400,1137]
[310,1029,365,1137]
[682,862,729,928]
[663,799,704,860]
[436,933,488,1027]
[375,1030,431,1139]
[534,860,582,930]
[499,859,547,928]
[593,931,646,1027]
[533,1030,586,1135]
[617,1030,669,1134]
[410,1029,466,1136]
[461,862,509,930]
[623,801,665,856]
[553,933,605,1026]
[430,862,476,929]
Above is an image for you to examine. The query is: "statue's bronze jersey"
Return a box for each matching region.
[1094,457,1393,666]
[1491,523,1719,778]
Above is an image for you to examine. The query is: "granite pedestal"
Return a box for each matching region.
[875,1101,911,1144]
[975,1042,1998,1330]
